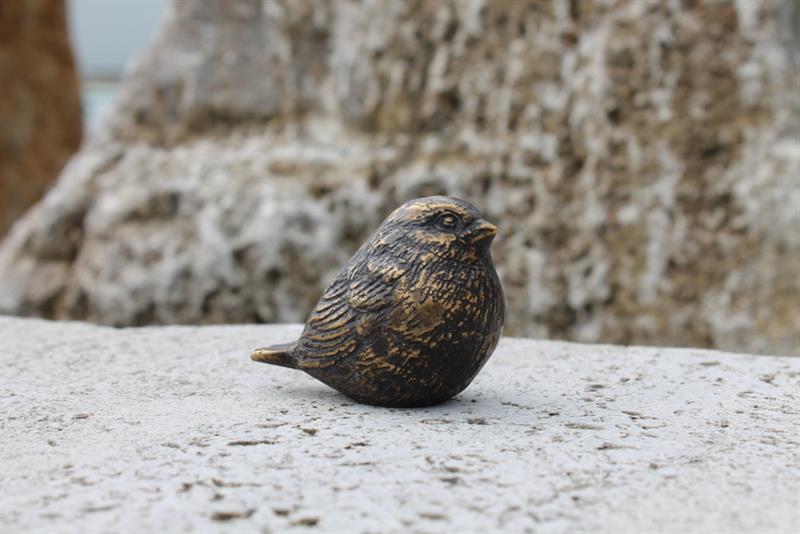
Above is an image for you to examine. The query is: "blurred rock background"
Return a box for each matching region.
[0,0,81,237]
[0,0,797,355]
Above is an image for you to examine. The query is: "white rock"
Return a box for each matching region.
[1,0,799,355]
[1,317,797,533]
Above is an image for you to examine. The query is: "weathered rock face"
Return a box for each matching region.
[0,0,82,237]
[0,0,797,355]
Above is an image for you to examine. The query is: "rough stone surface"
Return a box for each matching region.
[0,0,798,355]
[0,317,798,533]
[0,0,82,237]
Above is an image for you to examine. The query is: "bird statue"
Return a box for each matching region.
[251,196,504,407]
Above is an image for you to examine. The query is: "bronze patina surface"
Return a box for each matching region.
[251,196,505,407]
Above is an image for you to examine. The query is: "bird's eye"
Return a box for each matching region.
[435,213,458,229]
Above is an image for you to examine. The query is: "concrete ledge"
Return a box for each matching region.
[1,317,798,533]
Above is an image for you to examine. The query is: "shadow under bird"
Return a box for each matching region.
[251,196,505,407]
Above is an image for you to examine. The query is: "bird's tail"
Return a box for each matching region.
[250,342,297,369]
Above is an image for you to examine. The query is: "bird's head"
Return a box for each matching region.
[373,196,498,263]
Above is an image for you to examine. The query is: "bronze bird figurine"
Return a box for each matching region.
[251,196,504,407]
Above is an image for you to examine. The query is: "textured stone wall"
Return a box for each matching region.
[0,0,797,355]
[0,0,82,236]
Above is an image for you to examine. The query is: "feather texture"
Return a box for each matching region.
[251,196,504,407]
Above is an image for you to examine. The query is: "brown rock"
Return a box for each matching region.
[0,0,82,236]
[0,0,797,355]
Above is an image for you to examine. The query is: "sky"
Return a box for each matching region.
[68,0,169,78]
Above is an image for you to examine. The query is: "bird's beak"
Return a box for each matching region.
[468,220,497,245]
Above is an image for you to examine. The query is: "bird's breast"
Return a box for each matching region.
[389,259,500,338]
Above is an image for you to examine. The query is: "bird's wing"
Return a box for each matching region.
[295,255,407,369]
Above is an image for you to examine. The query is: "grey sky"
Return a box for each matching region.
[68,0,169,78]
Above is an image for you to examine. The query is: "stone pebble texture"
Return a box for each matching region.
[0,0,798,355]
[0,0,82,237]
[1,318,798,532]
